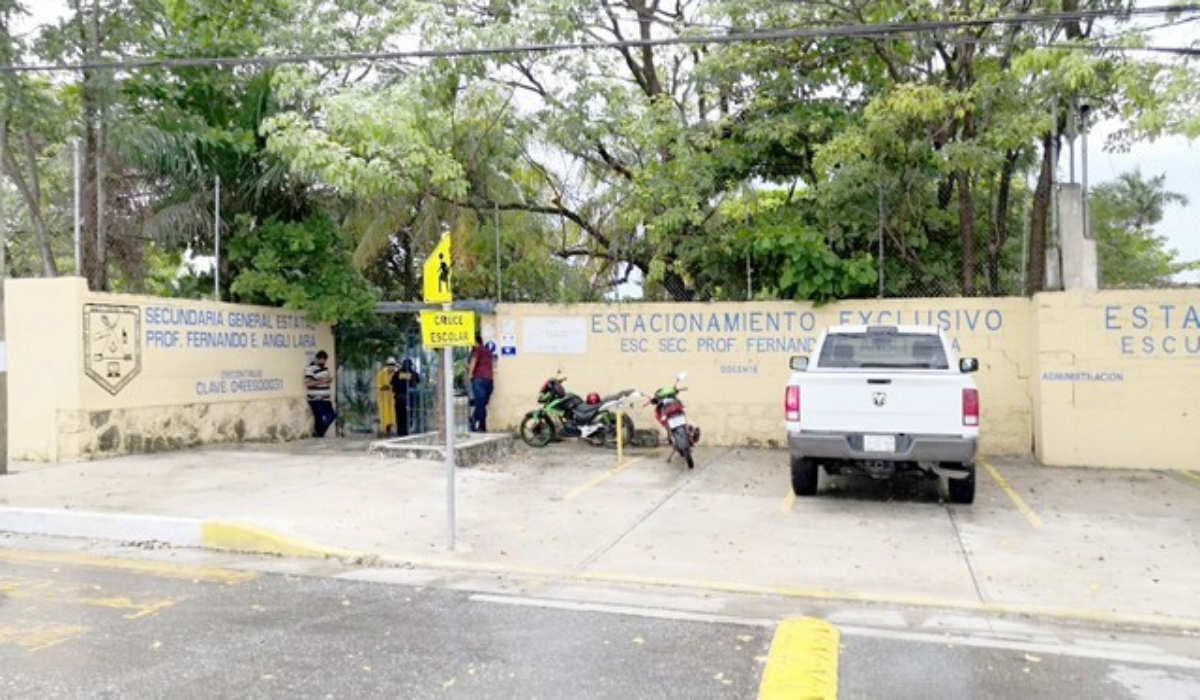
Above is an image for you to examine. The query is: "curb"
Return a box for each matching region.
[0,507,365,562]
[199,521,368,561]
[4,507,1200,637]
[0,507,202,546]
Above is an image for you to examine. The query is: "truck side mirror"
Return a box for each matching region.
[959,357,979,373]
[790,356,809,371]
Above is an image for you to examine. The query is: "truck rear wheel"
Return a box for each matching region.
[946,463,976,504]
[790,455,818,496]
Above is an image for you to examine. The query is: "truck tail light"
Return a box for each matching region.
[962,388,979,427]
[785,386,801,422]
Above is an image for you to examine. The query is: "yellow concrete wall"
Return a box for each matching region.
[5,278,87,461]
[1033,290,1200,470]
[5,278,335,461]
[9,278,1191,469]
[484,298,1033,456]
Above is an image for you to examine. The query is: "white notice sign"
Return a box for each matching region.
[523,317,588,354]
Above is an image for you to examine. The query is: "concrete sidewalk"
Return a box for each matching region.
[1,437,1198,633]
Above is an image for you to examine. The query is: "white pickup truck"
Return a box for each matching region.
[784,325,980,504]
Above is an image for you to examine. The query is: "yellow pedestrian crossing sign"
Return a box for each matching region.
[423,234,453,303]
[420,311,475,348]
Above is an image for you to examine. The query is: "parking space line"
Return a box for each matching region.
[0,622,89,652]
[1180,470,1200,485]
[0,549,259,584]
[1,575,180,618]
[563,455,651,501]
[982,459,1043,529]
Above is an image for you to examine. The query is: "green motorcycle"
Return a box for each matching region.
[519,373,636,448]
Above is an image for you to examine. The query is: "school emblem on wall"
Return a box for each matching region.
[83,304,142,395]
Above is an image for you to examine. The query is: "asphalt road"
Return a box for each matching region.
[0,538,768,700]
[3,535,1198,700]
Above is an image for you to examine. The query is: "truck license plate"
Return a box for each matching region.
[863,434,895,452]
[667,414,687,428]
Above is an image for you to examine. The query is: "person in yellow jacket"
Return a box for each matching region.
[376,357,399,436]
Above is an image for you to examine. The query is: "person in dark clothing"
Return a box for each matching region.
[390,358,420,437]
[466,333,494,432]
[305,350,337,438]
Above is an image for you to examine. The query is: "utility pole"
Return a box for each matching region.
[214,174,221,300]
[1,172,7,475]
[878,183,885,299]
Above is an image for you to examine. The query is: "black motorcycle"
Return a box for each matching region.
[519,374,637,448]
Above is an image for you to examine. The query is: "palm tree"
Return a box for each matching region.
[1106,168,1188,233]
[1090,168,1191,288]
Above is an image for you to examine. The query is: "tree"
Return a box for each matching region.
[1090,168,1193,287]
[263,68,598,302]
[228,213,378,322]
[1,0,66,278]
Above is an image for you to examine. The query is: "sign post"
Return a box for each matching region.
[421,234,470,549]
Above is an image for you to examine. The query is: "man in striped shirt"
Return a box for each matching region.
[305,350,337,438]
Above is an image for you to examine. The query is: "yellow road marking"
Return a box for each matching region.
[1,575,179,618]
[780,491,796,513]
[982,459,1043,530]
[0,622,89,652]
[563,455,649,502]
[1180,470,1200,485]
[0,549,258,584]
[758,617,840,700]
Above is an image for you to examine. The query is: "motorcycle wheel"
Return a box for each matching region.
[519,414,554,448]
[603,414,636,448]
[671,426,694,469]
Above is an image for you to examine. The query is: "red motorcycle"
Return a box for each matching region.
[647,372,700,469]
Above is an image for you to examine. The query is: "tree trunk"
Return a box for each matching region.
[0,125,59,277]
[21,131,58,276]
[956,169,976,296]
[1027,136,1055,295]
[989,150,1019,295]
[954,32,978,297]
[76,0,107,290]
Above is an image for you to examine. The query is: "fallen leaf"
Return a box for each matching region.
[442,678,456,689]
[632,636,645,645]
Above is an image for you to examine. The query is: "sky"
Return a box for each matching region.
[11,2,1199,284]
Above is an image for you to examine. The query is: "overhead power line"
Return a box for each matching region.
[0,3,1197,74]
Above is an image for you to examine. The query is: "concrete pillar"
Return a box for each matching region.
[1058,184,1097,291]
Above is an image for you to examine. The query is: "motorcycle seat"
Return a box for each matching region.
[572,403,601,422]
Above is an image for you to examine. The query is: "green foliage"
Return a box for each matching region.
[334,317,412,372]
[688,192,877,302]
[6,0,1200,305]
[110,244,212,298]
[1090,169,1193,287]
[228,213,379,323]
